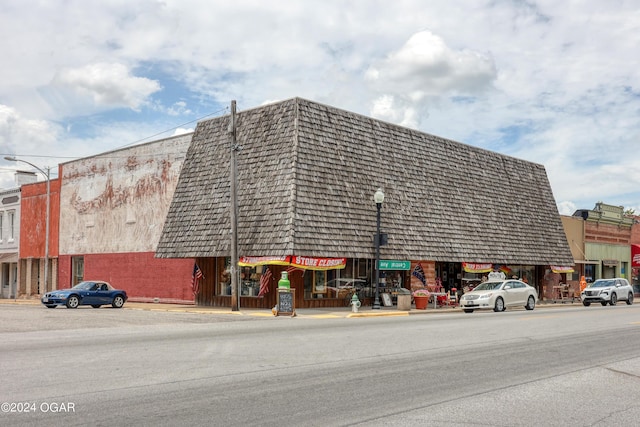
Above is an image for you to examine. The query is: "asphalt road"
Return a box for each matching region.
[2,303,640,426]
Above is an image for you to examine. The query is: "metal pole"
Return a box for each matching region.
[373,202,382,309]
[44,167,50,294]
[229,101,240,311]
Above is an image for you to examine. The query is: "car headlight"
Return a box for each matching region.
[479,293,492,299]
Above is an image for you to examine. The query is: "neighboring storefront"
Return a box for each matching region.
[630,244,640,295]
[55,133,195,303]
[573,203,632,285]
[156,98,575,308]
[0,187,21,299]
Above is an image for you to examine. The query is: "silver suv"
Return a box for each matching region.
[581,278,634,306]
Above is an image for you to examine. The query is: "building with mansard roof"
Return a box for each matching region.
[156,98,573,308]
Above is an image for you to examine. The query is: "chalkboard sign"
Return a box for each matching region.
[277,289,295,316]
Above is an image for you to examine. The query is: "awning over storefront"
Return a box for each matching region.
[551,265,575,273]
[238,255,346,270]
[462,262,493,273]
[632,245,640,268]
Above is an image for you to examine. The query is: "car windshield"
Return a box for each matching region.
[73,282,97,290]
[473,281,503,291]
[590,279,614,288]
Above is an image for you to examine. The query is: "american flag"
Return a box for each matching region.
[191,263,203,296]
[258,267,272,297]
[412,263,426,287]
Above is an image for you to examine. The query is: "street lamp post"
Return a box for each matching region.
[372,188,384,309]
[5,156,50,295]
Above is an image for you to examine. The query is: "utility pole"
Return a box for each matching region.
[229,101,240,311]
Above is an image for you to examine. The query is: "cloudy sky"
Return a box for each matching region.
[1,0,638,215]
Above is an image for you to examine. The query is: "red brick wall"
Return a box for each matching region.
[410,261,436,290]
[631,215,640,245]
[584,222,631,244]
[19,176,60,258]
[58,252,194,304]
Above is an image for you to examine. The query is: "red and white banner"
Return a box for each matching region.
[551,265,574,273]
[238,256,291,266]
[462,262,493,273]
[238,255,346,270]
[632,245,640,268]
[289,256,346,270]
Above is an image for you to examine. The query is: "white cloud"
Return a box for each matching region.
[365,30,496,128]
[49,62,161,113]
[366,31,496,97]
[173,128,193,136]
[0,0,639,212]
[0,104,60,154]
[557,201,577,216]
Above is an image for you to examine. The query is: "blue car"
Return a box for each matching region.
[41,281,128,309]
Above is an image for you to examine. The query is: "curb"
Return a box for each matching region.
[0,298,581,319]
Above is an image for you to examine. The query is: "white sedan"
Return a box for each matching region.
[460,280,537,313]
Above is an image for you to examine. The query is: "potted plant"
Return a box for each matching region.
[412,288,431,310]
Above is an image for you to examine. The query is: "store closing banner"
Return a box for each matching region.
[238,255,346,270]
[462,262,493,273]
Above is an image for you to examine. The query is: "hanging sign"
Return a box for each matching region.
[551,265,575,273]
[632,245,640,267]
[289,256,346,270]
[239,255,347,270]
[238,256,291,266]
[462,262,493,273]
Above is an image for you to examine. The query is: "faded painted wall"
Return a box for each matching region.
[59,134,192,255]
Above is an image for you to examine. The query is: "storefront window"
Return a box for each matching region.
[240,266,261,297]
[218,257,231,295]
[584,264,595,283]
[304,270,335,298]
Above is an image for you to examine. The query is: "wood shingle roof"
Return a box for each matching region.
[156,97,574,266]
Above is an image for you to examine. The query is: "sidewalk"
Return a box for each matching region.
[0,297,580,319]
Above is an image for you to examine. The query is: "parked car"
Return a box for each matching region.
[41,281,128,309]
[460,279,537,313]
[580,278,633,306]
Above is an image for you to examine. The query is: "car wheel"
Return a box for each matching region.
[583,301,590,306]
[91,305,101,308]
[493,297,505,312]
[601,301,608,306]
[463,309,474,313]
[627,293,634,305]
[610,293,617,306]
[112,295,125,308]
[66,295,80,309]
[525,295,535,310]
[45,305,56,309]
